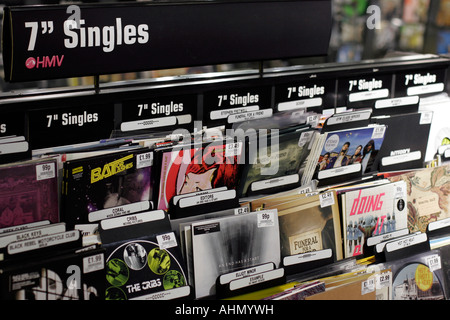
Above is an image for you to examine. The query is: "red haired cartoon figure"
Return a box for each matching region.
[158,144,240,210]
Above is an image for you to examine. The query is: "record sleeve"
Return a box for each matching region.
[190,210,281,299]
[0,230,105,300]
[387,164,450,233]
[100,211,190,300]
[307,125,387,186]
[156,140,242,210]
[418,93,450,162]
[0,158,59,229]
[237,126,315,197]
[379,249,447,300]
[370,112,430,172]
[341,181,408,258]
[267,191,343,262]
[62,147,154,227]
[103,235,190,300]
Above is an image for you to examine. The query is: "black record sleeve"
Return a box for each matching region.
[62,147,154,227]
[370,112,431,172]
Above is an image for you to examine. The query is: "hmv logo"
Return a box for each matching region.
[25,55,64,69]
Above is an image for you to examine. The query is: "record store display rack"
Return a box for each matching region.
[3,1,450,301]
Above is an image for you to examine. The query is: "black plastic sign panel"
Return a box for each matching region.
[337,73,393,109]
[274,77,336,113]
[394,67,447,97]
[120,94,197,133]
[203,85,272,127]
[27,103,114,150]
[2,0,332,82]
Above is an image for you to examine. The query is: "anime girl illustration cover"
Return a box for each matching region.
[157,141,242,211]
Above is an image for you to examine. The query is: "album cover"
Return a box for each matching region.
[0,231,105,300]
[437,244,450,296]
[103,235,190,300]
[387,164,450,233]
[62,148,153,227]
[190,210,281,299]
[100,210,190,300]
[341,181,409,258]
[238,126,315,197]
[379,249,447,300]
[156,140,242,211]
[0,158,59,229]
[308,125,387,186]
[268,191,343,262]
[370,112,430,172]
[418,93,450,162]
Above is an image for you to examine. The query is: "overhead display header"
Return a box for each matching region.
[2,0,332,82]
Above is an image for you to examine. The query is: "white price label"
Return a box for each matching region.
[257,210,276,228]
[427,254,441,272]
[83,253,105,274]
[371,126,386,139]
[361,277,375,295]
[157,232,177,250]
[319,192,334,208]
[136,152,153,168]
[376,271,392,289]
[419,111,433,125]
[306,115,319,127]
[36,162,56,181]
[225,141,242,157]
[298,131,313,147]
[234,206,249,215]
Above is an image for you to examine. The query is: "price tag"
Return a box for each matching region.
[225,141,243,157]
[361,277,375,295]
[298,131,314,147]
[234,206,249,215]
[83,253,105,274]
[319,192,334,208]
[156,232,177,250]
[36,162,56,181]
[419,111,433,125]
[257,210,276,228]
[376,271,392,289]
[306,114,319,127]
[136,151,153,168]
[371,126,386,139]
[427,254,441,272]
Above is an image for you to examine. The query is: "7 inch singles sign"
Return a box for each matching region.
[2,1,332,82]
